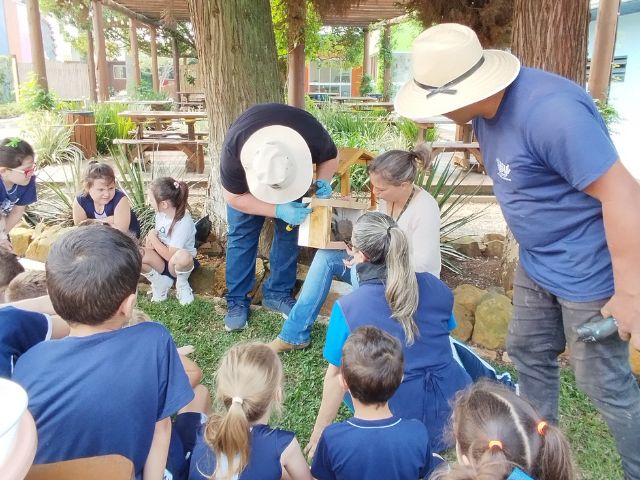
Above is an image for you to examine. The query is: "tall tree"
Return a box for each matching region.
[500,0,590,290]
[186,0,283,238]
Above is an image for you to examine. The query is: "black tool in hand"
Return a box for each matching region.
[286,184,317,231]
[577,316,618,343]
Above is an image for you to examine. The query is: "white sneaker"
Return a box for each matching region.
[176,282,194,305]
[150,274,174,302]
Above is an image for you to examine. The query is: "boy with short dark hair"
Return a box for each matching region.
[311,326,443,480]
[4,270,47,302]
[0,246,24,302]
[12,224,194,479]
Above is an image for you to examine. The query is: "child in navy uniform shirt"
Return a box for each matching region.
[311,326,443,480]
[189,342,311,480]
[12,225,194,479]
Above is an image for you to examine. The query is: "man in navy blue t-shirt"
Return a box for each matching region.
[220,104,338,332]
[395,23,640,478]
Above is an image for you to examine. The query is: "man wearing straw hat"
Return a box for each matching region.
[396,23,640,478]
[221,103,338,332]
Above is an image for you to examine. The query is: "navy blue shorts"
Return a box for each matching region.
[161,257,200,280]
[167,412,205,479]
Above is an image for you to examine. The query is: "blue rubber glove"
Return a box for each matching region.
[275,201,312,225]
[314,179,333,199]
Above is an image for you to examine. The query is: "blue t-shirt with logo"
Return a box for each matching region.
[473,67,617,302]
[0,176,37,215]
[12,322,194,479]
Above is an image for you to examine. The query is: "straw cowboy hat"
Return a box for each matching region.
[395,23,521,121]
[240,125,313,204]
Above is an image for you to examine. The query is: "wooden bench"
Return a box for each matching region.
[431,141,485,173]
[113,138,208,173]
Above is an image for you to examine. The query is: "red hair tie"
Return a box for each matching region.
[537,421,548,435]
[488,440,503,451]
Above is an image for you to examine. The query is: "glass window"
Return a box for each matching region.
[113,65,126,80]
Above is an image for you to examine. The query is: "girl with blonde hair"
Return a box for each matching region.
[306,212,471,458]
[188,342,311,480]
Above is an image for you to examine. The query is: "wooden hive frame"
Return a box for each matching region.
[298,197,370,249]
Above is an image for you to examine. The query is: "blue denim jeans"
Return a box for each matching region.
[278,249,357,345]
[225,204,299,308]
[507,266,640,479]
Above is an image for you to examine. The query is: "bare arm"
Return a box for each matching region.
[145,230,178,262]
[316,157,338,182]
[223,187,277,217]
[72,198,88,226]
[143,417,172,480]
[281,437,312,480]
[304,364,343,460]
[4,205,26,232]
[584,160,640,349]
[112,196,133,233]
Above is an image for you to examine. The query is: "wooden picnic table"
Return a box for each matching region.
[105,99,173,111]
[177,92,206,111]
[332,96,377,103]
[116,111,208,173]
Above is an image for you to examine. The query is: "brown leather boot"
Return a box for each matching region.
[268,338,310,353]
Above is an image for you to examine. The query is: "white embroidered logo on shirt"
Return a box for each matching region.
[496,158,512,182]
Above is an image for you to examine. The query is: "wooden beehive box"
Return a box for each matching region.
[335,147,376,208]
[298,197,370,249]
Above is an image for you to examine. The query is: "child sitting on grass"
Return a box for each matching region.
[188,342,311,480]
[311,326,443,480]
[142,177,197,305]
[0,246,24,302]
[0,138,37,249]
[4,270,47,302]
[72,161,141,237]
[12,224,194,479]
[431,381,576,480]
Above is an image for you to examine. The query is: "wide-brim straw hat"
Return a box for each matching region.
[240,125,313,204]
[395,23,521,121]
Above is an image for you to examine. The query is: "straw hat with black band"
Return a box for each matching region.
[240,125,313,205]
[394,23,521,122]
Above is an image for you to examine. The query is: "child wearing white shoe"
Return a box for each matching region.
[142,177,197,305]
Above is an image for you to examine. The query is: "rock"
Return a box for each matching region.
[472,294,513,350]
[190,261,219,296]
[450,236,484,257]
[483,233,506,243]
[451,303,474,341]
[483,239,504,258]
[506,289,513,301]
[630,348,640,377]
[319,280,352,317]
[9,227,34,256]
[487,286,506,296]
[24,225,73,263]
[453,284,488,313]
[197,241,224,256]
[250,258,268,304]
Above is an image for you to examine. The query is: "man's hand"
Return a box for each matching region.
[601,292,640,350]
[275,202,312,226]
[314,179,333,199]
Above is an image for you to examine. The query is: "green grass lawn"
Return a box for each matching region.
[138,295,624,480]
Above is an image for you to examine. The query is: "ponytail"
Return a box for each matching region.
[150,177,189,236]
[352,212,419,345]
[385,225,419,344]
[432,447,513,480]
[206,399,251,480]
[535,422,575,480]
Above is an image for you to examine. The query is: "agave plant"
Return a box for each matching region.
[112,154,155,238]
[416,158,491,274]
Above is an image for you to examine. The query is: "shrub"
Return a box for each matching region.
[0,102,24,119]
[21,111,83,166]
[359,74,373,96]
[18,74,56,112]
[91,103,135,155]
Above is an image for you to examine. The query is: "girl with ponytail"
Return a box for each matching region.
[431,381,576,480]
[188,342,311,480]
[306,212,472,459]
[141,177,197,305]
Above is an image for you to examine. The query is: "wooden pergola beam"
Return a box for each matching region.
[129,19,140,88]
[25,0,48,91]
[92,0,109,101]
[150,26,160,92]
[588,0,621,102]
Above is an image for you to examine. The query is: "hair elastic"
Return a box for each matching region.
[387,225,393,235]
[536,420,548,435]
[174,181,180,189]
[488,440,503,451]
[5,137,21,148]
[231,396,243,405]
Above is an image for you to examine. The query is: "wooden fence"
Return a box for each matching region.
[17,60,91,99]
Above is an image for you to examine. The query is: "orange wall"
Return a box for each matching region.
[4,0,23,62]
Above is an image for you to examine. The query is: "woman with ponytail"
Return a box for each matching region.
[271,143,441,353]
[431,381,576,480]
[188,342,311,480]
[306,212,471,459]
[142,177,197,305]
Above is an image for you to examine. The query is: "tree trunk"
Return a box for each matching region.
[500,0,590,291]
[86,29,97,103]
[587,0,621,102]
[92,0,109,101]
[186,0,282,241]
[26,0,48,91]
